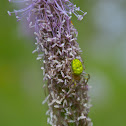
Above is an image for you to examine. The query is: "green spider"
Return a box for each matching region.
[72,59,83,75]
[71,59,90,86]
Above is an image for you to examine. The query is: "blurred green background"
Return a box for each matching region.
[0,0,126,126]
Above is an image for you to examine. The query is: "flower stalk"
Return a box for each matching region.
[8,0,92,125]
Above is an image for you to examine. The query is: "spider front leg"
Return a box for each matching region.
[84,73,90,84]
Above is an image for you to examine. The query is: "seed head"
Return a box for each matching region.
[8,0,92,126]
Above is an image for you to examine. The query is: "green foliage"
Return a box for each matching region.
[0,0,126,126]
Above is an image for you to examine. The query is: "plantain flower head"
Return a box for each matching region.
[8,0,92,125]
